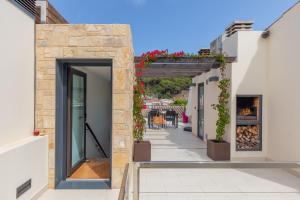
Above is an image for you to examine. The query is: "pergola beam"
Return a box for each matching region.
[134,56,236,78]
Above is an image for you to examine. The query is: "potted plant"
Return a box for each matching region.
[132,50,186,161]
[133,77,151,161]
[208,55,231,161]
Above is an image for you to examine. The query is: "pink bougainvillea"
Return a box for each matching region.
[133,50,185,141]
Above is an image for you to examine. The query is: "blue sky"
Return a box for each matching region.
[49,0,297,55]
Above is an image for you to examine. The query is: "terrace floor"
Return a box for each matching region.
[141,124,300,200]
[140,168,300,200]
[144,123,211,161]
[38,124,300,200]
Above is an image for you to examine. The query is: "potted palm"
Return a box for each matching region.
[208,55,231,161]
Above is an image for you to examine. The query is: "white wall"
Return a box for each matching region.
[191,85,198,136]
[0,3,48,198]
[192,71,219,141]
[0,136,48,200]
[224,31,269,159]
[222,33,238,57]
[0,0,35,146]
[267,2,300,161]
[192,2,300,161]
[74,67,112,158]
[192,31,268,160]
[192,66,232,142]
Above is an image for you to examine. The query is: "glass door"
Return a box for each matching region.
[197,83,204,140]
[67,68,87,176]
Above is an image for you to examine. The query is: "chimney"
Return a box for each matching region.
[225,20,254,37]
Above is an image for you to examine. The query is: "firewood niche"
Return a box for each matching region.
[236,96,262,151]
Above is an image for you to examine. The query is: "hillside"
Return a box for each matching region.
[143,77,192,99]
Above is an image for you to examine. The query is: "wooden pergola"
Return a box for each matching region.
[134,56,236,78]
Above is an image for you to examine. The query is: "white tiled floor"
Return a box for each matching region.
[38,189,120,200]
[38,126,300,200]
[140,168,300,200]
[142,125,300,200]
[144,124,211,161]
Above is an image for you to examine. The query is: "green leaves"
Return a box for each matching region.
[212,55,231,143]
[143,77,192,99]
[172,99,188,106]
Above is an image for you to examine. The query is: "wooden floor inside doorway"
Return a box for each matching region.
[69,158,110,179]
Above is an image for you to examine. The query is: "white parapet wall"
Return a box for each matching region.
[0,0,35,146]
[0,1,47,198]
[0,136,48,200]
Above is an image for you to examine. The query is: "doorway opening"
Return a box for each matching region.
[197,83,204,140]
[55,59,112,189]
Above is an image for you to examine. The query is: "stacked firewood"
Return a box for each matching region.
[236,126,259,150]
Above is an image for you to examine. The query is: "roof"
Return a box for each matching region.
[134,56,236,78]
[13,0,36,17]
[36,0,68,24]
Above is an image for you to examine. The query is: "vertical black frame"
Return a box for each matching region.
[67,68,87,177]
[236,95,263,151]
[197,83,205,140]
[55,59,113,189]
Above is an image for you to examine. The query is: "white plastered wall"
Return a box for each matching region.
[266,2,300,161]
[192,31,268,160]
[0,0,35,146]
[192,65,232,142]
[224,31,269,159]
[192,71,220,141]
[0,136,48,200]
[0,1,47,199]
[191,2,300,161]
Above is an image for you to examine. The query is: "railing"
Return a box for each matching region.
[122,161,300,200]
[85,122,108,158]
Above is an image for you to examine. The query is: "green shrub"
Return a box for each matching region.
[172,99,188,106]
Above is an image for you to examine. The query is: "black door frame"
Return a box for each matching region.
[197,83,204,140]
[67,68,87,177]
[55,59,112,189]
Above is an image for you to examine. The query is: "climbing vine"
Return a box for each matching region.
[212,55,231,142]
[133,51,230,143]
[133,50,185,142]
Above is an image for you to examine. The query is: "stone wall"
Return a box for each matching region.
[35,24,134,188]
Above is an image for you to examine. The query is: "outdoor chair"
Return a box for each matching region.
[148,109,159,128]
[165,110,178,128]
[152,115,165,129]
